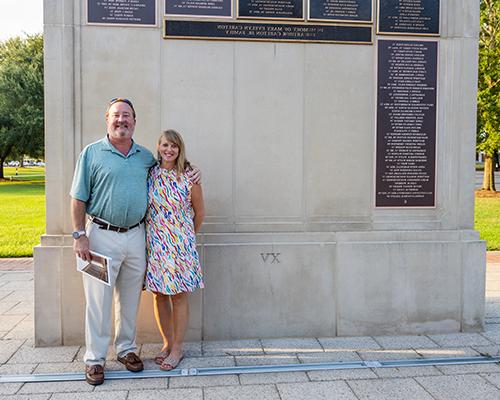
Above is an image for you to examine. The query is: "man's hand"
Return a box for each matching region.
[71,198,91,261]
[188,165,202,185]
[74,235,91,262]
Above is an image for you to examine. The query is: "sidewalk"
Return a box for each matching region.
[0,254,499,399]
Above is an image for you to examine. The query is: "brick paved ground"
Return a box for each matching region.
[0,258,33,271]
[0,254,499,399]
[488,251,500,264]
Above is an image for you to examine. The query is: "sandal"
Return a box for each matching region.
[160,353,184,371]
[154,350,170,365]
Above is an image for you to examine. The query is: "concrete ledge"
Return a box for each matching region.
[34,245,62,346]
[33,230,485,344]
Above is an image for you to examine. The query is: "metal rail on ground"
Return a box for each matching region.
[1,356,500,383]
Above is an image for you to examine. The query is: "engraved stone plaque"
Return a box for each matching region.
[378,0,440,35]
[376,40,438,207]
[87,0,157,25]
[166,0,232,17]
[164,20,373,43]
[309,0,372,23]
[238,0,304,20]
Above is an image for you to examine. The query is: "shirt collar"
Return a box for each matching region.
[101,135,140,157]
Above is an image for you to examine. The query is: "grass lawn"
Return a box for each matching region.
[475,196,500,251]
[0,166,499,256]
[0,167,45,257]
[3,166,45,182]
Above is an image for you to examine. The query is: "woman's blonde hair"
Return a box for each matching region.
[157,129,190,177]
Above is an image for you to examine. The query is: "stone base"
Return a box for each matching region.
[33,230,485,346]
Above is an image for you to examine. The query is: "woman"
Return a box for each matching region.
[145,129,205,370]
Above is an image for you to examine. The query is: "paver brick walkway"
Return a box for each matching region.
[0,254,499,399]
[0,258,33,271]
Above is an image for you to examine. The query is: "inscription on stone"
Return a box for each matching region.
[238,0,304,20]
[309,0,372,22]
[87,0,157,25]
[376,40,437,207]
[164,20,373,43]
[378,0,440,35]
[260,253,281,263]
[166,0,232,17]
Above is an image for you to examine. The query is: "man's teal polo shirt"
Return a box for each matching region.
[70,136,156,227]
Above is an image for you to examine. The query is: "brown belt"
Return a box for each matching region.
[91,217,144,233]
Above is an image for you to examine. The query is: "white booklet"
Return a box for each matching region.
[76,251,111,286]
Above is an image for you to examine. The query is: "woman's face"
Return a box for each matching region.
[158,137,180,164]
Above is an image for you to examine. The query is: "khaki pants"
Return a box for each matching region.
[83,220,146,366]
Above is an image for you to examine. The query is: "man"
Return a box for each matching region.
[70,98,199,385]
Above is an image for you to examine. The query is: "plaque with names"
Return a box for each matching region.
[87,0,157,26]
[166,0,232,18]
[377,0,440,36]
[164,19,372,43]
[309,0,372,23]
[238,0,304,20]
[375,40,438,207]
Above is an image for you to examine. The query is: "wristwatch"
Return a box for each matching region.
[72,230,86,239]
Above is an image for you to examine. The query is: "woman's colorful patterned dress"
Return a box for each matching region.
[145,164,204,295]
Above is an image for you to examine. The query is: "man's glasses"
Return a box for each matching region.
[108,98,136,117]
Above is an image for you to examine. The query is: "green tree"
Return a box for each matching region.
[0,34,44,179]
[478,0,500,191]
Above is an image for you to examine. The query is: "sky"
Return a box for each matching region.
[0,0,43,42]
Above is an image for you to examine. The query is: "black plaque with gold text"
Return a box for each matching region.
[376,40,437,207]
[164,19,372,43]
[378,0,439,35]
[309,0,372,23]
[87,0,157,25]
[166,0,232,17]
[238,0,304,20]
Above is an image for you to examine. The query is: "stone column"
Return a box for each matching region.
[35,0,485,346]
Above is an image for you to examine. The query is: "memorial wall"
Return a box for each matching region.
[35,0,485,345]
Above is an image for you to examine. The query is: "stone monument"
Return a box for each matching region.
[35,0,485,346]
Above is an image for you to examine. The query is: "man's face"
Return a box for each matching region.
[106,102,136,140]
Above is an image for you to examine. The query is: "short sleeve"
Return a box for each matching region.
[70,147,91,202]
[146,149,157,167]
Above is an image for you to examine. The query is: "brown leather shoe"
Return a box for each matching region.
[85,364,104,385]
[117,352,144,372]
